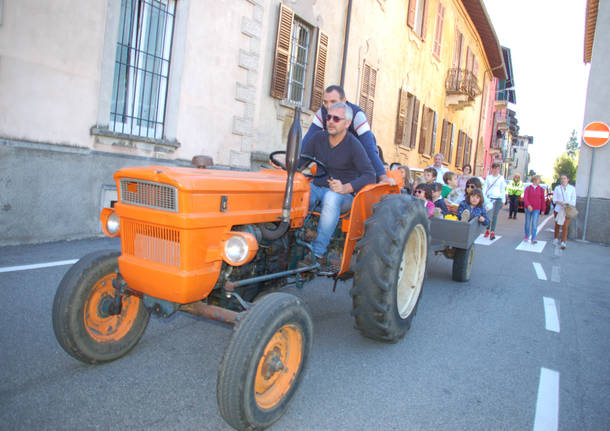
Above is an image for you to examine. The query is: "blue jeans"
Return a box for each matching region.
[309,183,354,258]
[524,209,540,240]
[489,198,503,231]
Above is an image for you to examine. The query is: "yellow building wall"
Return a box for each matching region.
[340,0,494,174]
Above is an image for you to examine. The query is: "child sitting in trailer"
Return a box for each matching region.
[414,183,435,218]
[457,188,490,226]
[443,171,463,214]
[432,182,449,217]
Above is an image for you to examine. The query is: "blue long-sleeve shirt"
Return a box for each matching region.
[300,130,375,194]
[457,200,490,226]
[301,101,385,179]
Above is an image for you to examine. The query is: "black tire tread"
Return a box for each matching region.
[217,292,313,431]
[52,250,150,364]
[350,194,429,343]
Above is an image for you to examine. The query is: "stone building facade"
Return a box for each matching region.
[0,0,505,245]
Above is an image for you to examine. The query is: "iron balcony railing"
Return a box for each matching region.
[445,68,481,99]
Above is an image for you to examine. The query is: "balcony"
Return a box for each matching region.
[445,68,481,109]
[495,109,508,132]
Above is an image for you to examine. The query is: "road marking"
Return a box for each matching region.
[533,262,547,280]
[516,240,546,253]
[543,297,560,333]
[537,215,553,232]
[551,266,560,283]
[533,368,560,431]
[0,259,78,273]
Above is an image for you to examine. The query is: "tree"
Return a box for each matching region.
[566,129,579,158]
[553,153,578,185]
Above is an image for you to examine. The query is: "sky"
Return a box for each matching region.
[482,0,590,178]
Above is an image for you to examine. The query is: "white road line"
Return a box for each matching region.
[551,266,560,283]
[533,367,560,431]
[537,215,553,232]
[0,259,78,273]
[533,262,547,280]
[543,297,560,333]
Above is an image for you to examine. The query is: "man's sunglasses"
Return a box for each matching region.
[326,114,345,123]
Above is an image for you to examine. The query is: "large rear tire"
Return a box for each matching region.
[350,194,429,343]
[52,250,151,364]
[452,245,474,282]
[217,292,313,431]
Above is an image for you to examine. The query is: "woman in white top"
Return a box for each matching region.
[483,163,506,240]
[552,173,576,249]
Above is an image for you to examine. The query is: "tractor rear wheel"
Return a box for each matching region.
[217,292,313,431]
[52,250,150,364]
[350,194,429,343]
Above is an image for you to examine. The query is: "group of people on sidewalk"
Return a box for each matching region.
[505,173,576,248]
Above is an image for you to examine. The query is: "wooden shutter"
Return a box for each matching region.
[410,98,420,149]
[447,123,453,163]
[465,46,473,72]
[407,0,416,28]
[439,119,448,157]
[359,63,376,125]
[456,131,465,168]
[452,30,463,68]
[310,31,328,110]
[433,3,444,57]
[395,88,408,146]
[430,111,437,155]
[421,0,428,39]
[463,136,472,167]
[270,4,294,99]
[418,106,428,154]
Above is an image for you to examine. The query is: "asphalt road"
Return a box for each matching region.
[1,211,609,431]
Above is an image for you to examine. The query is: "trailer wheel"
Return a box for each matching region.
[452,245,474,282]
[217,292,313,431]
[350,194,429,343]
[52,250,150,364]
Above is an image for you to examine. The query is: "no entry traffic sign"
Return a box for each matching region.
[582,121,610,147]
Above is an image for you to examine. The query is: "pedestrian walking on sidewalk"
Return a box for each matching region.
[507,174,523,219]
[523,175,546,244]
[483,163,506,241]
[552,173,576,249]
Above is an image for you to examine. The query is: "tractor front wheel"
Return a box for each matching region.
[217,292,313,431]
[52,250,151,364]
[350,194,429,343]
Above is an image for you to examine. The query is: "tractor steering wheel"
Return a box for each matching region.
[269,151,328,179]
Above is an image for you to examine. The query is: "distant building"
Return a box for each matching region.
[575,0,610,244]
[508,135,533,181]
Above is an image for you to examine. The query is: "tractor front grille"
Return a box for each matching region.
[120,179,177,212]
[122,220,181,267]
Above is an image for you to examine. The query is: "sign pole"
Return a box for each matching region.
[581,147,595,241]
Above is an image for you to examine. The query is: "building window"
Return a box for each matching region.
[433,3,445,58]
[270,4,327,110]
[359,62,377,125]
[395,88,420,149]
[452,30,463,68]
[418,106,436,155]
[110,0,176,139]
[439,119,453,161]
[407,0,428,39]
[463,135,472,168]
[286,20,310,105]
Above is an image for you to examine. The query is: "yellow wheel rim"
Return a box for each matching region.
[254,324,303,410]
[84,274,141,342]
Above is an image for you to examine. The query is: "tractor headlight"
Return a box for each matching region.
[106,212,120,235]
[224,236,249,263]
[221,232,258,266]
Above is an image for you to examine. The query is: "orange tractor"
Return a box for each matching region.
[52,109,430,430]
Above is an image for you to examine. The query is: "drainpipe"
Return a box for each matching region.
[340,0,353,88]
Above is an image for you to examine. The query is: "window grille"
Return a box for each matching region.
[287,21,310,105]
[110,0,176,139]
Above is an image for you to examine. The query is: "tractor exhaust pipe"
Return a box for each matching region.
[260,107,301,240]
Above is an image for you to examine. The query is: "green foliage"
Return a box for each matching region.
[566,129,579,158]
[553,152,578,185]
